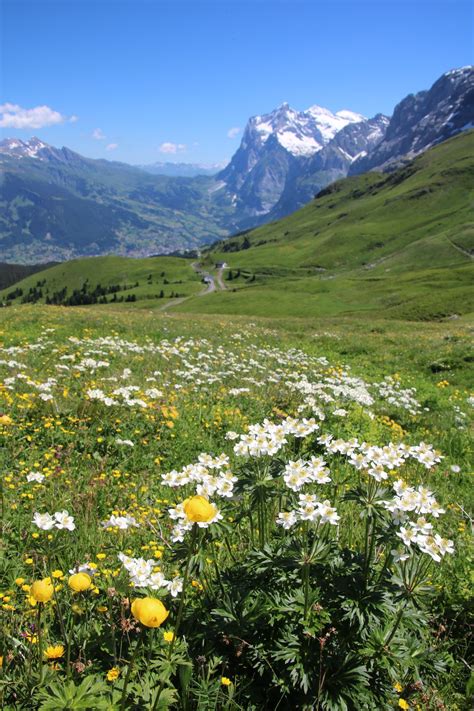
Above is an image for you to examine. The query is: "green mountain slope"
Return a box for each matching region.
[0,255,200,306]
[177,130,473,320]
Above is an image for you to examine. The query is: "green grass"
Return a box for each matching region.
[0,255,202,304]
[0,305,472,709]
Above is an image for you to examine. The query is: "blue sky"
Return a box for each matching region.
[1,0,472,165]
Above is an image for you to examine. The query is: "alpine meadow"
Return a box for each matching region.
[0,2,473,710]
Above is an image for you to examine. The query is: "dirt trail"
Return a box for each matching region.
[159,261,223,311]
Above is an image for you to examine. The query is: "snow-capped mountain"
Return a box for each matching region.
[220,102,365,189]
[267,114,390,220]
[0,136,55,159]
[305,106,366,142]
[350,65,474,174]
[0,136,94,169]
[217,102,382,221]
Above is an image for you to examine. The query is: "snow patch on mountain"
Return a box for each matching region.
[0,137,50,159]
[248,102,366,158]
[305,105,365,142]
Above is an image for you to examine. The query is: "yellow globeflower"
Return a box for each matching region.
[68,573,92,592]
[183,495,216,523]
[131,597,169,628]
[163,630,175,643]
[0,415,13,426]
[30,578,54,603]
[221,677,232,686]
[44,644,65,659]
[106,666,120,682]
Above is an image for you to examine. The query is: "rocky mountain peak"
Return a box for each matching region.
[350,65,474,174]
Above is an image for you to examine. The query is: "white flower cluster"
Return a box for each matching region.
[86,385,147,408]
[232,416,319,458]
[115,438,134,447]
[385,480,446,519]
[118,553,183,596]
[167,501,223,543]
[384,480,453,562]
[289,371,374,409]
[318,435,443,477]
[277,494,340,529]
[33,510,75,531]
[161,453,238,498]
[26,471,45,483]
[74,357,110,372]
[101,514,139,530]
[3,373,57,401]
[283,457,331,492]
[372,376,421,415]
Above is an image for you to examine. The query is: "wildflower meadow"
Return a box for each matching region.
[0,307,472,710]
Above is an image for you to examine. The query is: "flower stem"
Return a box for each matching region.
[384,603,407,647]
[120,632,143,711]
[152,524,198,711]
[37,604,44,684]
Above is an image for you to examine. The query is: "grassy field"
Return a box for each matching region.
[0,304,472,709]
[0,256,203,306]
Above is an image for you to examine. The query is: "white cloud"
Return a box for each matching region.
[0,103,75,129]
[92,128,106,140]
[227,127,241,139]
[159,141,186,154]
[106,143,118,151]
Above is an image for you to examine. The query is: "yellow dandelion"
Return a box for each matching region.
[44,644,65,659]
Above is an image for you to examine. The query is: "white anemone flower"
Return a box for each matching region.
[54,510,76,531]
[32,512,55,530]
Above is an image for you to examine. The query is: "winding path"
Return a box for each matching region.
[159,261,225,311]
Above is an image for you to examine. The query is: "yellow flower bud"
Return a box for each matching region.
[183,495,216,523]
[131,597,168,628]
[68,573,92,592]
[30,578,54,603]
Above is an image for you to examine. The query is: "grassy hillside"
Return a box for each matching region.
[0,255,201,306]
[178,130,473,320]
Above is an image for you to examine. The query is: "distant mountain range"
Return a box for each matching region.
[137,161,225,177]
[1,66,472,263]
